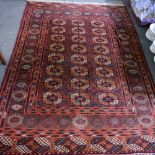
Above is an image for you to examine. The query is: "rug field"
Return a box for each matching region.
[0,2,155,154]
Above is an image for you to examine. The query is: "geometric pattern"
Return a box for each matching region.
[1,135,155,154]
[0,1,155,154]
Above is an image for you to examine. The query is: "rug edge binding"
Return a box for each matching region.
[27,0,125,6]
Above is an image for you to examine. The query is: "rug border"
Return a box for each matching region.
[0,3,29,91]
[123,5,155,89]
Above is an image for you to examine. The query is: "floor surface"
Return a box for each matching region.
[0,0,154,87]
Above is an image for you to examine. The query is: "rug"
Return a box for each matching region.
[0,1,155,154]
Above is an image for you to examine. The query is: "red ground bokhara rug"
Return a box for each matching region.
[0,1,155,154]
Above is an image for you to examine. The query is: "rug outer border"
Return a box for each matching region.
[122,6,155,90]
[0,3,29,91]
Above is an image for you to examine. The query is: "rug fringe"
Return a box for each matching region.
[27,0,125,6]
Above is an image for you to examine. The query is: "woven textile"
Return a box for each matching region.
[0,2,155,154]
